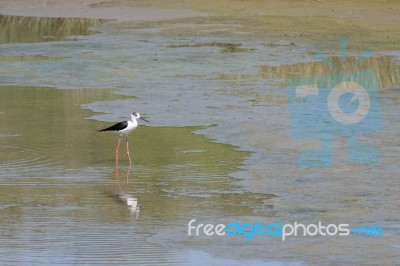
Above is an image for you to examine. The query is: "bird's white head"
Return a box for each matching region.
[131,112,141,120]
[131,112,149,122]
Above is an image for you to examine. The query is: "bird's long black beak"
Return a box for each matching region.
[140,117,149,123]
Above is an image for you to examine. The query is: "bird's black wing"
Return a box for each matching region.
[99,121,128,132]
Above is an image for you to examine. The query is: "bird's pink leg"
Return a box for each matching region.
[126,136,132,166]
[115,136,122,174]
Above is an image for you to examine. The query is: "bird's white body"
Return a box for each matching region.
[101,112,146,136]
[118,114,138,136]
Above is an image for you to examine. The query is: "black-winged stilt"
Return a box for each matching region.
[99,112,149,165]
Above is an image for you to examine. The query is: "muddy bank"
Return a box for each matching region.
[0,0,209,21]
[1,0,399,50]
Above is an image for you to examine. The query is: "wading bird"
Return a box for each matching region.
[99,112,149,166]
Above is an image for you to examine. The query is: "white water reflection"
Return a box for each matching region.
[115,165,140,217]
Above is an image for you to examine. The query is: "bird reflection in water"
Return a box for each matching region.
[115,164,140,217]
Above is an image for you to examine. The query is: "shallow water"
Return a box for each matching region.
[0,15,399,265]
[0,86,272,264]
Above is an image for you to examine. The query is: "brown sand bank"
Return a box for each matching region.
[0,0,399,50]
[0,0,210,21]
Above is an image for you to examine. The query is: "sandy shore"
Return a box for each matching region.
[0,0,210,21]
[0,0,399,50]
